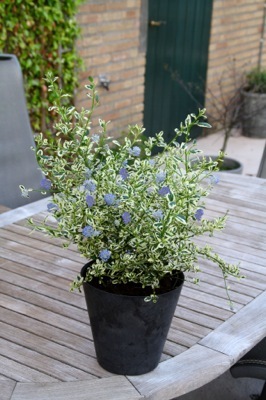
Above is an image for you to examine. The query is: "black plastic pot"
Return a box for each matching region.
[217,156,243,174]
[82,267,184,375]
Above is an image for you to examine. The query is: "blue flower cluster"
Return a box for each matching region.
[152,210,164,220]
[84,168,92,178]
[158,186,170,196]
[104,193,116,205]
[122,211,131,224]
[195,209,204,221]
[129,146,141,157]
[210,175,220,184]
[40,177,52,190]
[84,179,97,192]
[82,225,100,238]
[86,194,95,207]
[156,170,166,184]
[119,168,129,180]
[91,134,100,143]
[99,249,111,262]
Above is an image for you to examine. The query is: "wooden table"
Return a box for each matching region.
[0,173,265,400]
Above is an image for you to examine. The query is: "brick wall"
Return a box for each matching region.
[75,0,266,135]
[206,0,266,123]
[76,0,146,138]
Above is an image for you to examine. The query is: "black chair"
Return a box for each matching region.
[0,54,45,209]
[230,337,266,400]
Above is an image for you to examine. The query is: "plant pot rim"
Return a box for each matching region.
[83,278,184,299]
[81,264,184,299]
[209,155,242,165]
[194,155,243,173]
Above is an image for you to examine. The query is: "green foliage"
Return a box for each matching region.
[0,0,83,133]
[21,75,241,302]
[246,68,266,93]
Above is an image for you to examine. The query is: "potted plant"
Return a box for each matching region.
[242,67,266,138]
[20,74,241,375]
[200,65,244,173]
[165,62,244,173]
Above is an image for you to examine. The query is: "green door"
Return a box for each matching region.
[144,0,213,142]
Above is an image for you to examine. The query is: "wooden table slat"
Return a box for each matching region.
[0,226,84,263]
[0,260,75,291]
[199,290,266,362]
[0,337,95,382]
[0,293,93,341]
[11,376,144,400]
[128,344,232,400]
[0,307,96,358]
[0,381,16,400]
[0,355,58,383]
[0,281,87,323]
[0,266,84,308]
[0,321,109,379]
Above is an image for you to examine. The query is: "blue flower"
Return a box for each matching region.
[91,134,100,143]
[82,225,94,238]
[119,168,129,180]
[47,202,58,213]
[156,170,166,184]
[99,249,111,262]
[210,175,220,184]
[84,179,97,192]
[195,209,204,221]
[129,146,141,157]
[86,194,95,207]
[158,186,170,196]
[82,225,100,237]
[104,193,116,205]
[84,168,92,178]
[40,177,52,190]
[122,211,131,224]
[152,210,164,220]
[147,187,155,195]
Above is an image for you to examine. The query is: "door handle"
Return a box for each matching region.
[149,20,166,27]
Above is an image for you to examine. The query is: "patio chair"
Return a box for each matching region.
[230,337,266,400]
[0,54,46,209]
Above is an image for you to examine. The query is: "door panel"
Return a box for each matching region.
[144,0,213,142]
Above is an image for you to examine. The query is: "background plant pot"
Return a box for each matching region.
[242,90,266,138]
[218,156,243,174]
[82,269,184,375]
[193,156,243,174]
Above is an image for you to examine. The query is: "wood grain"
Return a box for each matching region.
[11,377,144,400]
[200,291,266,362]
[0,381,16,400]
